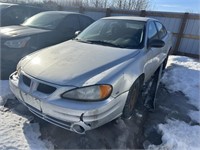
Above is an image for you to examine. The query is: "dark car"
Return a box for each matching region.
[0,3,45,26]
[0,11,94,79]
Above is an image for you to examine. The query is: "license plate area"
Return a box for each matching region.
[21,91,41,111]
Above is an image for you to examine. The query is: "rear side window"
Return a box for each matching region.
[79,15,94,30]
[148,21,159,40]
[155,22,167,39]
[3,6,29,25]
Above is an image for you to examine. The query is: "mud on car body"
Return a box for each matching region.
[9,16,172,134]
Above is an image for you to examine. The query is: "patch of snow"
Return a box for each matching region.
[115,118,129,148]
[152,55,200,150]
[0,80,14,107]
[148,120,200,150]
[189,110,200,123]
[0,80,52,150]
[161,56,200,110]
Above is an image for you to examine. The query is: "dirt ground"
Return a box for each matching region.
[4,82,197,149]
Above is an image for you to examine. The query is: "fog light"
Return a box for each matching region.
[72,124,85,134]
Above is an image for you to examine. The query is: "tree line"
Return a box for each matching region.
[0,0,151,10]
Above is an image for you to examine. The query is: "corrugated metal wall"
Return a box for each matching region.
[64,7,200,57]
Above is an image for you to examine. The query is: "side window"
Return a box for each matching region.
[148,21,159,41]
[79,16,93,30]
[155,22,167,39]
[4,7,31,25]
[64,15,80,33]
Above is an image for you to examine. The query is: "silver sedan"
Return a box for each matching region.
[9,16,172,134]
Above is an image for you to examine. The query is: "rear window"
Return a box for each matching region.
[22,12,66,30]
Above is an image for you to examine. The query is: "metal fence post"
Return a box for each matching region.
[140,10,146,17]
[174,12,189,54]
[79,6,84,13]
[106,8,112,17]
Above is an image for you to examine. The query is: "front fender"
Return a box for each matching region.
[92,53,145,98]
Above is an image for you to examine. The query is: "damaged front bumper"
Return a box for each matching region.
[9,71,128,134]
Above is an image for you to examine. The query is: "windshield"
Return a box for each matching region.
[22,12,66,30]
[76,19,145,49]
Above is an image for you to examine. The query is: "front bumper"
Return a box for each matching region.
[9,71,128,134]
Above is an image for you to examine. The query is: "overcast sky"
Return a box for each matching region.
[152,0,200,13]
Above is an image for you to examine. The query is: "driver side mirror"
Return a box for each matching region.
[148,39,165,48]
[75,31,81,36]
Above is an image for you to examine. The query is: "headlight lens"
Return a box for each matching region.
[4,37,31,48]
[62,85,112,101]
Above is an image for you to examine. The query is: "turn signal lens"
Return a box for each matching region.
[100,85,112,99]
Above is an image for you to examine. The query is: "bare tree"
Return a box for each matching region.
[111,0,150,10]
[0,0,151,10]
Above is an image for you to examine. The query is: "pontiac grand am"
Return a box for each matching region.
[9,16,172,134]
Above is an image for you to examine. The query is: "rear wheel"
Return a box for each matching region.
[122,77,143,119]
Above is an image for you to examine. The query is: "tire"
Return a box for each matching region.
[144,63,163,110]
[163,50,170,70]
[122,77,143,119]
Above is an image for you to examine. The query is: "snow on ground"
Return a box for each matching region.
[150,55,200,150]
[0,81,51,150]
[162,56,200,123]
[0,80,14,107]
[162,56,200,111]
[148,120,200,150]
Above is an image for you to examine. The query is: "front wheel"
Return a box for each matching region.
[122,78,143,119]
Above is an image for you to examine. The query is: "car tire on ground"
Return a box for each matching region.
[163,49,171,71]
[122,77,143,119]
[144,63,163,110]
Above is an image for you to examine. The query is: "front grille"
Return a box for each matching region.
[22,75,31,87]
[22,74,56,94]
[37,83,56,94]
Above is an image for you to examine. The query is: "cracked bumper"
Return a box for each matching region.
[9,71,128,133]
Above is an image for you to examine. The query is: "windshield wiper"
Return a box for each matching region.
[74,38,92,44]
[87,40,122,48]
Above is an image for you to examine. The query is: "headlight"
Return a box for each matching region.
[62,85,112,101]
[4,37,31,48]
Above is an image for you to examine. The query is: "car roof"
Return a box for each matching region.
[38,11,81,15]
[0,3,17,11]
[0,2,45,10]
[102,16,157,22]
[0,2,18,6]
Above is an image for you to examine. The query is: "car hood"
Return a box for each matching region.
[0,25,51,39]
[22,40,140,86]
